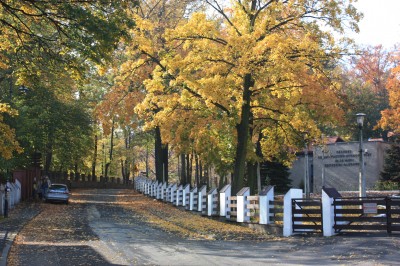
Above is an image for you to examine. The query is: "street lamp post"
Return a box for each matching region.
[356,113,366,197]
[303,132,310,198]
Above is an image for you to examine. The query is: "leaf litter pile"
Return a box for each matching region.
[114,190,279,241]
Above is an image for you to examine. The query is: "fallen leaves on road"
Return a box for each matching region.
[113,190,279,241]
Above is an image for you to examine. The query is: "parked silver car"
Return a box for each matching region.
[45,184,70,204]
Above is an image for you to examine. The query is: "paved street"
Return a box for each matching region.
[3,189,400,265]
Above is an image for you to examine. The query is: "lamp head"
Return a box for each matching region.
[356,113,366,127]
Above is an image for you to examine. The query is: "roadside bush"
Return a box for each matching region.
[374,180,400,191]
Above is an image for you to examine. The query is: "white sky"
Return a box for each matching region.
[348,0,400,48]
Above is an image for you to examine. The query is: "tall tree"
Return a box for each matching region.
[167,0,361,193]
[338,45,394,140]
[98,0,202,183]
[12,86,93,173]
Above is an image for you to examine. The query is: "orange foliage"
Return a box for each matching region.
[379,47,400,133]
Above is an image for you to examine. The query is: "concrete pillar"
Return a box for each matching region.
[189,186,197,211]
[170,184,177,203]
[182,184,190,207]
[207,188,218,216]
[176,185,183,206]
[160,182,167,201]
[259,186,274,225]
[322,187,342,237]
[283,188,303,237]
[237,187,250,223]
[219,184,231,217]
[197,185,207,212]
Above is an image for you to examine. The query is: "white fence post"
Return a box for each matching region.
[140,178,146,193]
[237,187,250,223]
[322,188,342,237]
[259,186,274,225]
[170,184,177,203]
[197,185,207,212]
[188,186,198,211]
[9,183,14,208]
[207,188,218,216]
[283,188,303,237]
[182,184,190,207]
[156,182,162,199]
[176,185,183,206]
[161,182,167,201]
[145,180,150,195]
[152,181,158,197]
[165,183,172,202]
[219,184,231,217]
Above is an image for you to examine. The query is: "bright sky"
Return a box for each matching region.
[349,0,400,48]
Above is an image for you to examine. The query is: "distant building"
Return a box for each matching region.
[289,138,389,192]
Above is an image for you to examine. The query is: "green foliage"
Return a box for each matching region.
[380,137,400,184]
[9,87,93,172]
[374,181,399,191]
[261,161,292,194]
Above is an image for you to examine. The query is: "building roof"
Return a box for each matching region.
[325,136,345,144]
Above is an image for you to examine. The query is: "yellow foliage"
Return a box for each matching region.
[0,103,23,159]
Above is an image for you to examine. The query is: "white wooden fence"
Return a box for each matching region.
[135,177,354,237]
[1,180,22,217]
[134,177,282,228]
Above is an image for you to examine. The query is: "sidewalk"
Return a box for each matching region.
[0,201,42,266]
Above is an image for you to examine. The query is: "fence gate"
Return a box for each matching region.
[333,196,400,233]
[292,198,322,233]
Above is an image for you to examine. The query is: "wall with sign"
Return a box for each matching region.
[289,141,388,193]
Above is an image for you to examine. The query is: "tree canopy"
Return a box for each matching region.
[3,0,400,192]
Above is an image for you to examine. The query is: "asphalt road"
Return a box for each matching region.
[7,189,400,265]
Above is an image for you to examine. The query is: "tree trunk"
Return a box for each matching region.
[44,147,52,175]
[92,133,98,178]
[145,140,149,177]
[233,73,253,194]
[180,153,187,184]
[195,154,200,187]
[155,126,163,183]
[187,153,193,186]
[155,126,169,183]
[162,143,169,183]
[105,119,115,178]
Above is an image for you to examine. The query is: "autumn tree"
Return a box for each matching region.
[166,0,361,193]
[0,103,22,161]
[379,46,400,134]
[0,1,135,181]
[336,45,394,140]
[97,0,203,184]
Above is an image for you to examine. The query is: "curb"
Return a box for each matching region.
[0,202,42,266]
[0,232,17,266]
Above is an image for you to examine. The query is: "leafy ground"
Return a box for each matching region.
[109,190,279,241]
[70,189,278,241]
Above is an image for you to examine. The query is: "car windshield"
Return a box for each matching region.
[49,185,67,192]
